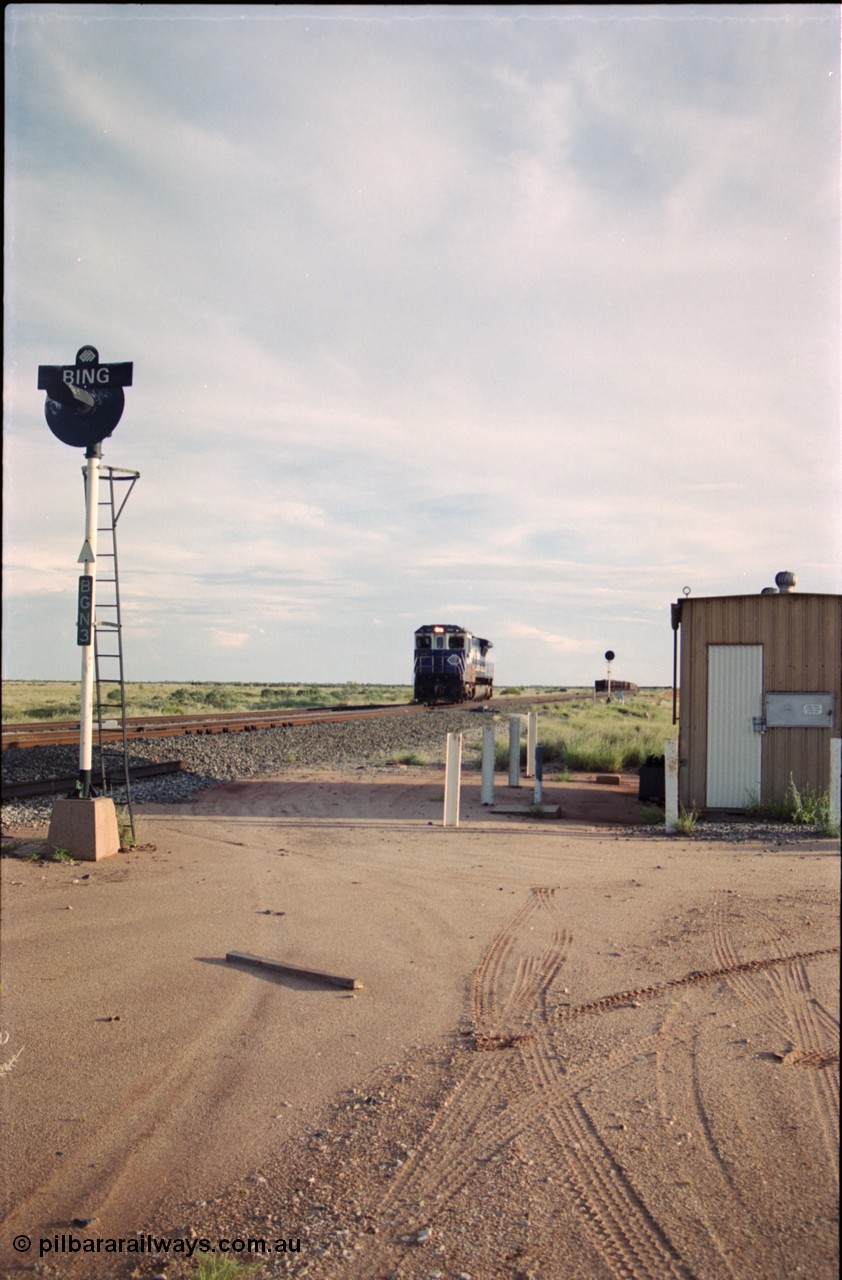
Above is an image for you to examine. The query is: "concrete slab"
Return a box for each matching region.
[47,797,121,862]
[489,804,562,817]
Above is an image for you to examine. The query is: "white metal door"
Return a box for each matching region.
[706,645,763,808]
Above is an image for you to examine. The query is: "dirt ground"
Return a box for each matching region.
[1,767,839,1280]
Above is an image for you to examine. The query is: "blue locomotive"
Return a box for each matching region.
[413,624,494,703]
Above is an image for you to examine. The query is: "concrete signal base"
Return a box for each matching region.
[48,797,121,862]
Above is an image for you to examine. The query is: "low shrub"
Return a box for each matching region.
[203,687,240,710]
[192,1257,262,1280]
[25,703,79,720]
[746,777,839,836]
[672,805,700,836]
[493,695,673,774]
[390,750,429,766]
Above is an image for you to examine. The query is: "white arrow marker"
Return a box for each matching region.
[77,539,95,564]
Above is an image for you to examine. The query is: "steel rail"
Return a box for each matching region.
[1,702,431,749]
[2,760,187,800]
[1,692,578,751]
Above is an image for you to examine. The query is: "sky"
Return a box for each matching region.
[3,4,840,689]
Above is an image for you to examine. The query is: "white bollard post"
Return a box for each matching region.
[481,723,495,805]
[830,738,841,831]
[444,732,462,827]
[665,739,679,833]
[526,711,537,778]
[533,744,543,805]
[508,718,520,788]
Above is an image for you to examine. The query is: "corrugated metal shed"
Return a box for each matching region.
[673,592,841,811]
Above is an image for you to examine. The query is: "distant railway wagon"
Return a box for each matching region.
[413,624,494,703]
[594,680,638,695]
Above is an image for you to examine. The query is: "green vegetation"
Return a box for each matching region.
[672,805,700,836]
[191,1257,263,1280]
[494,691,674,774]
[115,806,135,848]
[746,777,839,837]
[501,685,567,697]
[528,802,555,819]
[389,750,430,767]
[3,682,687,786]
[1,680,415,722]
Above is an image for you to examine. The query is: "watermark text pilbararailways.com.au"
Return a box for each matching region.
[12,1233,302,1259]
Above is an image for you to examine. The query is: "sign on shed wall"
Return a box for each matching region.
[765,692,834,728]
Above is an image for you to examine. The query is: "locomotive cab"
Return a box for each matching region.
[413,624,494,703]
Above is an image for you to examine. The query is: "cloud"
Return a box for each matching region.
[3,5,839,686]
[506,623,596,654]
[206,628,252,650]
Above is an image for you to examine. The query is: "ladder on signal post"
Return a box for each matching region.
[91,465,140,840]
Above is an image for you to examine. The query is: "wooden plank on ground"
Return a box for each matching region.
[225,949,362,990]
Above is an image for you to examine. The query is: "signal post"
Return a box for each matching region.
[38,345,134,860]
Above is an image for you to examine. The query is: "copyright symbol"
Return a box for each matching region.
[13,1236,31,1252]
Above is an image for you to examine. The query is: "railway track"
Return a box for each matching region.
[2,760,187,801]
[1,701,430,750]
[1,695,579,802]
[1,692,575,752]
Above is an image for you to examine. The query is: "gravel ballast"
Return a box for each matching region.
[1,709,489,830]
[1,707,833,843]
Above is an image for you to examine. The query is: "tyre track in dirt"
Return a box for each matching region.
[590,1002,767,1279]
[653,1003,687,1123]
[523,1027,697,1280]
[636,888,841,1276]
[710,891,793,1038]
[630,1001,786,1280]
[471,884,570,1049]
[681,1021,775,1277]
[515,906,839,1280]
[711,890,839,1186]
[379,1051,514,1217]
[386,884,567,1214]
[763,958,839,1183]
[340,885,701,1280]
[553,945,839,1025]
[336,881,839,1280]
[338,886,571,1278]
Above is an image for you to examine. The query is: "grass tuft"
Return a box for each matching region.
[115,806,136,848]
[493,693,674,774]
[746,777,839,837]
[192,1258,263,1280]
[0,1031,24,1076]
[672,806,700,836]
[389,750,429,767]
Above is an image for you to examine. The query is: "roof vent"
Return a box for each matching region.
[760,587,779,595]
[775,570,797,593]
